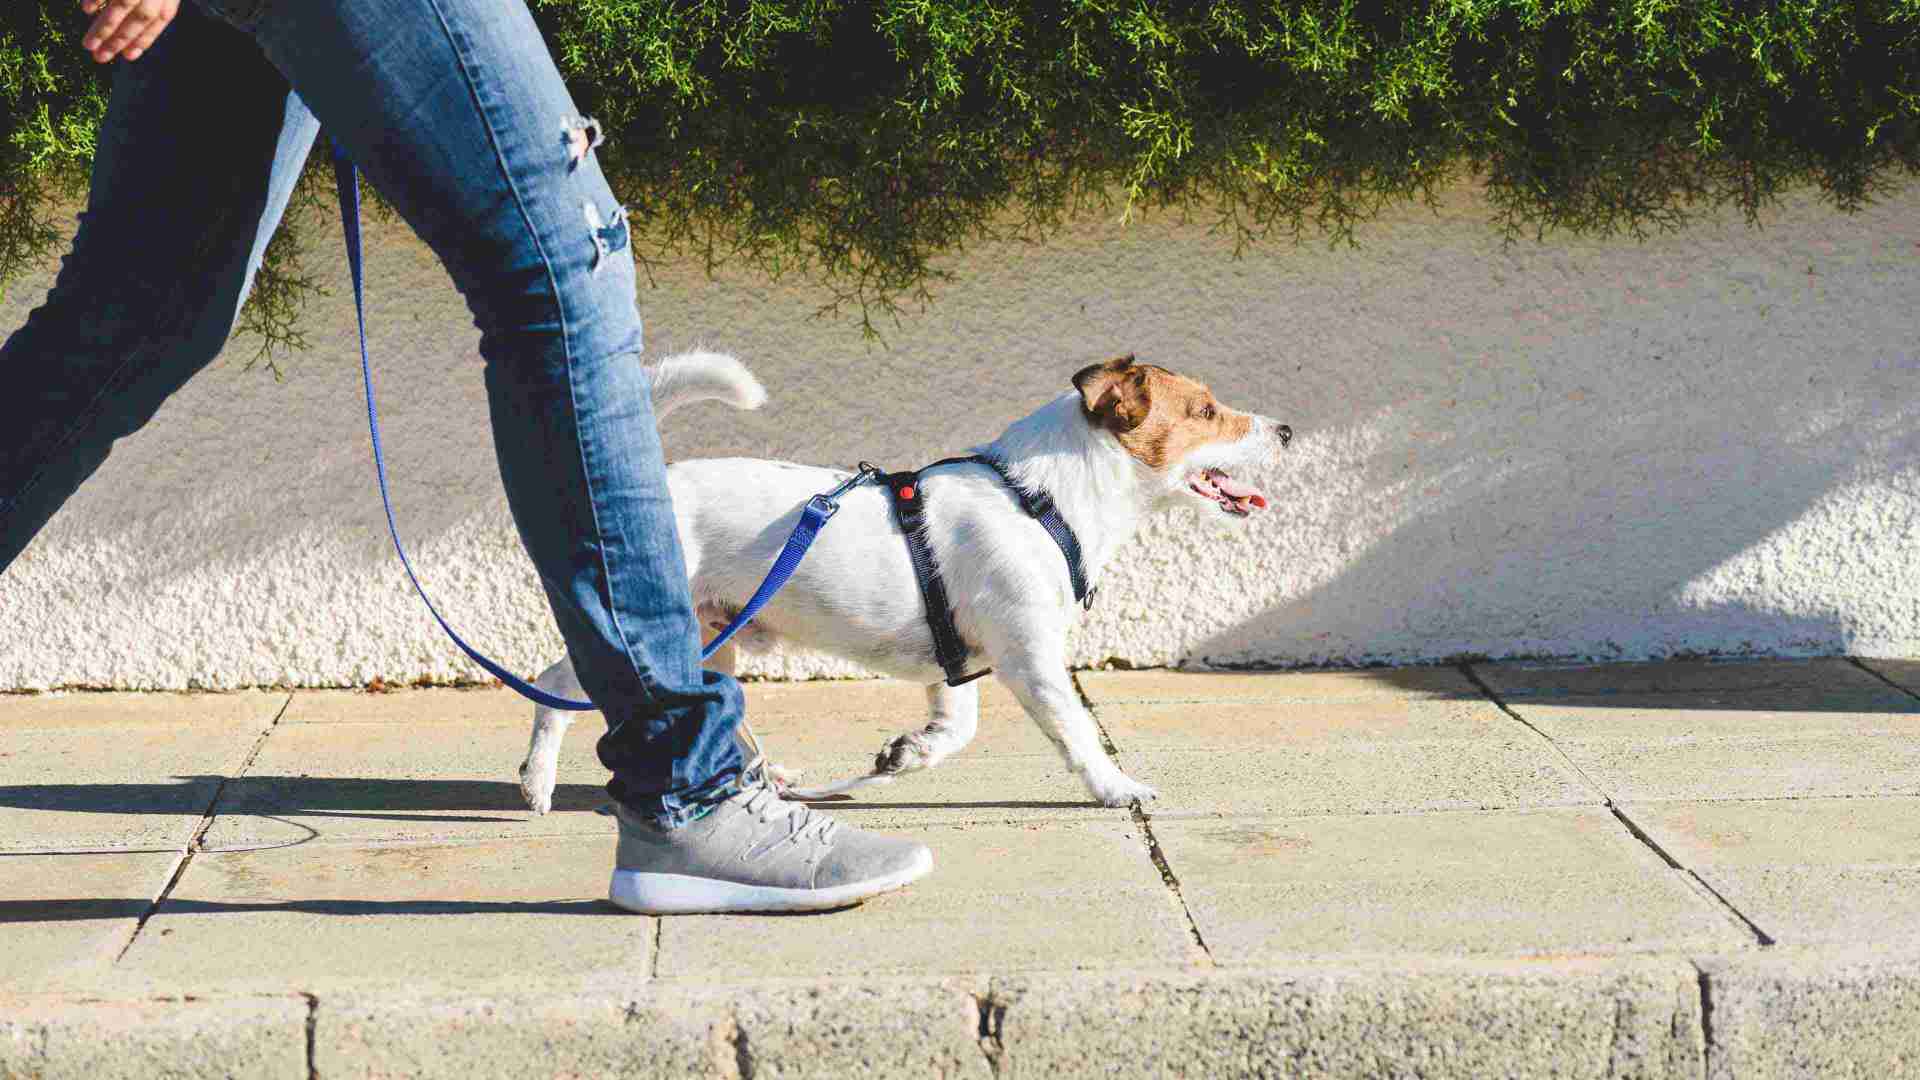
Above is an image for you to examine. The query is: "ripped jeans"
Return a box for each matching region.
[0,0,745,826]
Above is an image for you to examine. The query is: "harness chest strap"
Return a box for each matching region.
[885,455,1094,688]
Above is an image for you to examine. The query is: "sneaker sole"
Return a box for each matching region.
[606,846,934,915]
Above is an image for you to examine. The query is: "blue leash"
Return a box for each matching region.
[331,143,869,711]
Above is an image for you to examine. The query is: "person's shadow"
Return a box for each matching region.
[0,896,621,924]
[0,774,608,824]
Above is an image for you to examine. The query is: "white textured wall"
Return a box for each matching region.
[2,180,1916,690]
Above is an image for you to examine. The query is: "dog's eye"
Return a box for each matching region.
[1199,403,1217,421]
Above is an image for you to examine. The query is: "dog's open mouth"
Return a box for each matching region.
[1189,468,1267,516]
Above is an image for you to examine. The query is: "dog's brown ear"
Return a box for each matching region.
[1073,354,1150,433]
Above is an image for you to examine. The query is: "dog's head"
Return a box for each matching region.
[1073,355,1291,524]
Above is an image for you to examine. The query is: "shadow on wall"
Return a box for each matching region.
[1076,188,1920,670]
[1,179,1916,687]
[1174,345,1917,669]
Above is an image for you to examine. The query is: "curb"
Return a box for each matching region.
[3,957,1714,1079]
[6,955,1918,1078]
[1702,947,1920,1080]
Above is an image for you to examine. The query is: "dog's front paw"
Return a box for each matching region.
[874,732,934,775]
[518,760,556,816]
[766,762,804,791]
[1087,773,1159,808]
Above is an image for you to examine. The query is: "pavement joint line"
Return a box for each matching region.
[1074,672,1215,968]
[1689,958,1716,1080]
[1606,803,1774,947]
[301,991,319,1080]
[1457,663,1612,801]
[1459,664,1776,950]
[974,989,1008,1076]
[1850,656,1920,702]
[111,691,294,965]
[650,911,663,980]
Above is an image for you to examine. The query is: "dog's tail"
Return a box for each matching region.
[645,351,768,421]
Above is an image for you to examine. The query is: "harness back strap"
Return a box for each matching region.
[884,470,991,687]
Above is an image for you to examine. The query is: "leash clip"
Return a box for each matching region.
[813,461,884,515]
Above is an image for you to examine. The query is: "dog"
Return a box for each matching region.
[517,351,1290,811]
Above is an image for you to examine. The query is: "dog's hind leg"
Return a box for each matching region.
[518,657,587,815]
[873,680,980,776]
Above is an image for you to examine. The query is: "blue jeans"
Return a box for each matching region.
[0,0,744,826]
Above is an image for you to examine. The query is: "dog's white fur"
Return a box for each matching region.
[517,350,1286,811]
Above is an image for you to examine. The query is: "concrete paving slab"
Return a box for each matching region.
[745,682,1081,817]
[1116,740,1596,818]
[199,711,609,850]
[1703,947,1920,1080]
[750,697,1057,758]
[114,834,649,993]
[0,995,307,1080]
[0,690,285,729]
[1079,666,1479,705]
[988,958,1704,1079]
[782,752,1127,827]
[316,980,990,1080]
[655,821,1196,979]
[0,851,180,990]
[0,694,281,852]
[1472,657,1891,700]
[1626,797,1920,945]
[273,686,527,723]
[1626,796,1920,866]
[1552,733,1920,802]
[1094,697,1519,751]
[1496,698,1920,742]
[1152,808,1744,960]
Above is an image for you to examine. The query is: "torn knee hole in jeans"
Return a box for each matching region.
[583,201,630,274]
[562,116,604,165]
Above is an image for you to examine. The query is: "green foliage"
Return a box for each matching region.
[4,1,1917,354]
[2,7,104,299]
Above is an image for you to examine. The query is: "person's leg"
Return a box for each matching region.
[0,5,319,572]
[203,0,747,824]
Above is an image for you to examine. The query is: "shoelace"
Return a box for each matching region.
[595,718,838,849]
[731,722,839,855]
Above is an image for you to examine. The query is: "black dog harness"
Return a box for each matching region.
[869,454,1094,686]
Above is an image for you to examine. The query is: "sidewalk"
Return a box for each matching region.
[5,658,1920,1078]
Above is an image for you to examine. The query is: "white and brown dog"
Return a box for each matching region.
[518,352,1289,810]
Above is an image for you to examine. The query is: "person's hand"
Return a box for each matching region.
[79,0,180,64]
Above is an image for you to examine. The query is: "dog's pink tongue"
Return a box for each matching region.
[1214,475,1267,509]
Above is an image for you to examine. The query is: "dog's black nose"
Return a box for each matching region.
[1276,424,1293,446]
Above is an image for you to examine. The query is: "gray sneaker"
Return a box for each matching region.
[607,778,934,914]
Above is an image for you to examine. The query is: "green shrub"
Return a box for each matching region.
[4,0,1917,358]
